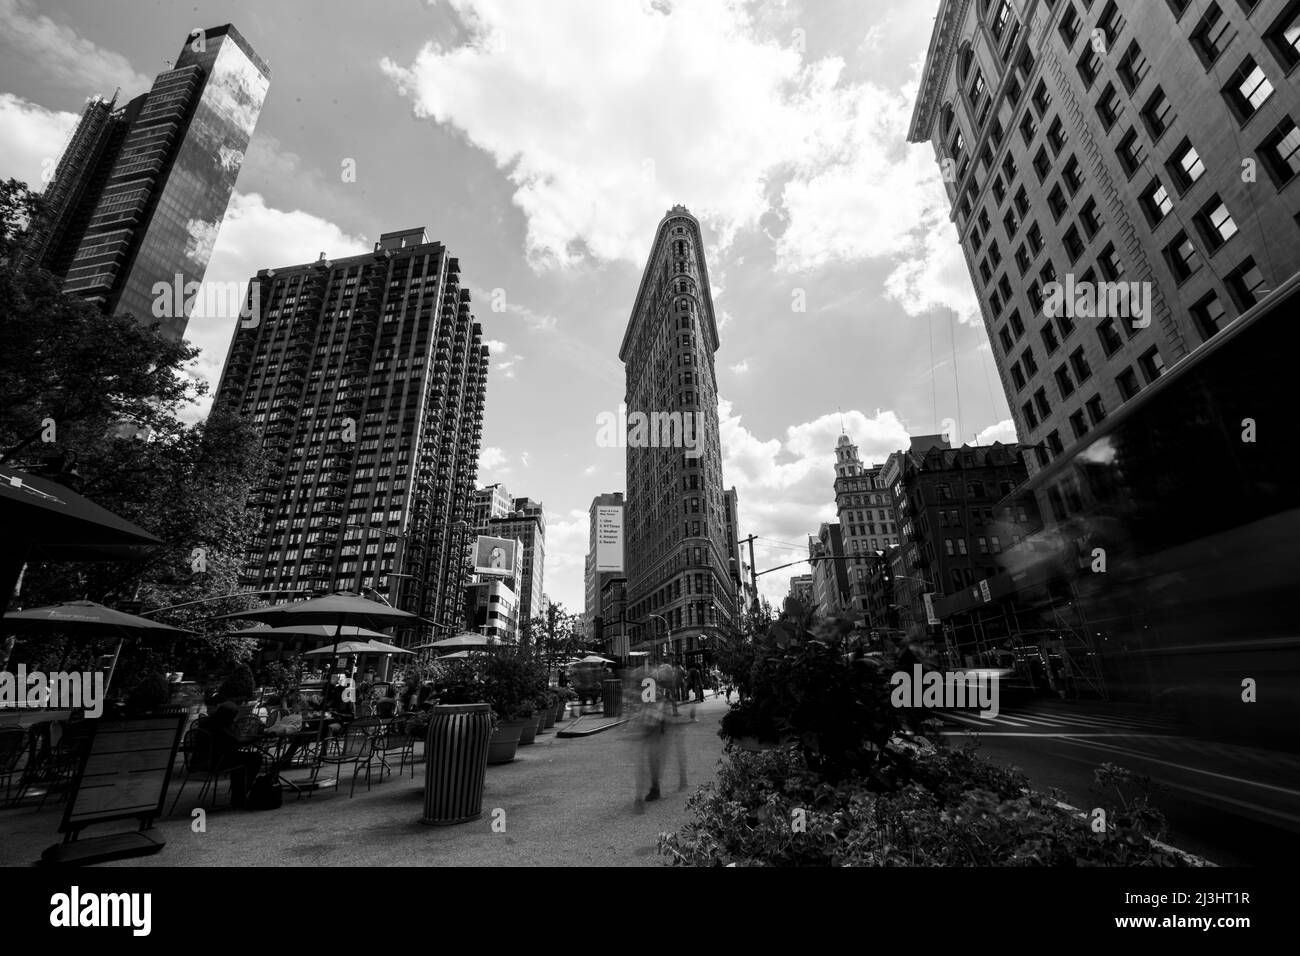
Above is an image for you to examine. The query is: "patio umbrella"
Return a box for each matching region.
[414,632,497,651]
[0,468,163,616]
[2,600,192,689]
[232,624,393,642]
[578,654,615,664]
[301,639,412,656]
[217,591,421,674]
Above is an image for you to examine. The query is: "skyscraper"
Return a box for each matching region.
[25,24,270,342]
[620,205,736,661]
[909,0,1300,482]
[213,227,488,645]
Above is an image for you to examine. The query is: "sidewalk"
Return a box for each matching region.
[0,697,732,867]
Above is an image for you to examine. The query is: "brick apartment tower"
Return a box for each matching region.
[213,228,488,646]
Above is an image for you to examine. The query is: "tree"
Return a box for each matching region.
[0,178,41,265]
[521,601,583,670]
[1,181,270,684]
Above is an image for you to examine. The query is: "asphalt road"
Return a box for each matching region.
[0,696,732,867]
[932,697,1300,866]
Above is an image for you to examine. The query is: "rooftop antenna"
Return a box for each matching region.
[839,407,846,435]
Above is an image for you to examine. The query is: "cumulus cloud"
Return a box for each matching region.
[718,397,911,606]
[0,93,79,189]
[479,446,509,474]
[976,419,1019,446]
[0,0,152,97]
[729,360,750,374]
[380,0,972,321]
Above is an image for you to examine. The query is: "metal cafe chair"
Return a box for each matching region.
[371,716,416,780]
[0,727,31,809]
[169,725,241,815]
[310,719,379,798]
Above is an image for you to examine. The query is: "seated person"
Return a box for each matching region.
[376,684,399,718]
[195,701,264,808]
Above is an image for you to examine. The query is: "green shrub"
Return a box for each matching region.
[658,745,1190,867]
[215,662,255,703]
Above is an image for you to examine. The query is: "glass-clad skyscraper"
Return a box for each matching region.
[25,24,269,342]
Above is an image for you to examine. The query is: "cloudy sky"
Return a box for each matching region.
[0,0,1015,612]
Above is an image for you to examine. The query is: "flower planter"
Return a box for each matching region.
[421,703,492,826]
[518,713,539,746]
[488,718,527,764]
[541,706,556,730]
[555,701,567,723]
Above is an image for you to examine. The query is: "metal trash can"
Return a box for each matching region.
[421,703,492,826]
[602,678,622,718]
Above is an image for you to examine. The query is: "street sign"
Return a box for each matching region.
[922,592,939,625]
[979,578,992,604]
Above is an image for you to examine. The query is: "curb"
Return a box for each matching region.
[556,715,632,738]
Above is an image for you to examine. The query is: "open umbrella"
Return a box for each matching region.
[301,639,412,657]
[217,591,421,676]
[2,600,192,689]
[414,632,497,651]
[0,468,163,616]
[578,654,614,664]
[231,624,393,642]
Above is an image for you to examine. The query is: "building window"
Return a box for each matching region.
[1046,431,1064,456]
[1116,367,1142,401]
[1047,116,1068,154]
[1223,56,1274,122]
[1164,230,1200,281]
[1080,197,1102,238]
[1086,393,1107,425]
[1032,80,1051,117]
[1022,400,1039,430]
[1264,0,1300,71]
[1034,386,1051,419]
[1020,111,1038,146]
[1118,41,1150,93]
[1138,346,1166,383]
[1063,224,1085,263]
[1055,365,1076,399]
[1021,344,1039,376]
[1078,44,1103,88]
[1091,89,1124,136]
[1070,347,1092,383]
[1167,138,1207,193]
[1069,409,1090,439]
[1098,318,1123,356]
[1259,117,1300,185]
[1194,195,1238,251]
[1027,221,1044,255]
[1011,362,1027,391]
[1225,256,1268,309]
[1098,243,1125,280]
[1190,291,1229,340]
[1139,177,1174,226]
[1063,156,1084,194]
[1060,4,1083,48]
[1117,128,1146,177]
[1048,184,1069,221]
[1191,3,1237,69]
[1041,323,1060,355]
[1141,87,1176,141]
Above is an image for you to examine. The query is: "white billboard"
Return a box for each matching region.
[595,505,624,573]
[473,535,519,577]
